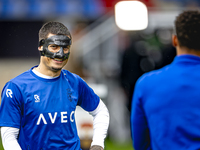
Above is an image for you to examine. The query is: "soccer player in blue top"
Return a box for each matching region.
[0,22,109,150]
[131,10,200,150]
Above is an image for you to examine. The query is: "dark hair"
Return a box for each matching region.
[175,10,200,50]
[39,21,72,41]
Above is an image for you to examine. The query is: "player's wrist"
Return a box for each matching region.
[90,145,104,150]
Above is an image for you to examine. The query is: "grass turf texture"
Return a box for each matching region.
[105,138,134,150]
[0,137,2,150]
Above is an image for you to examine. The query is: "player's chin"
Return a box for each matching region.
[50,60,67,70]
[50,63,64,71]
[51,66,63,72]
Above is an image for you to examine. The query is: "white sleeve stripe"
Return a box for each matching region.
[1,127,22,150]
[89,99,110,148]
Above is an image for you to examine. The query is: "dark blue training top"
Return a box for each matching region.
[131,55,200,150]
[0,67,100,150]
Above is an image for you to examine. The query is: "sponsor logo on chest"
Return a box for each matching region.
[36,111,75,125]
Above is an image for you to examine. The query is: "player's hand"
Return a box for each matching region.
[89,145,104,150]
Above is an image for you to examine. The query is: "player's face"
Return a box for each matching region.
[40,33,70,72]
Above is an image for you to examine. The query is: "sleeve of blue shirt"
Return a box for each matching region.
[130,77,151,150]
[0,81,22,128]
[77,77,100,112]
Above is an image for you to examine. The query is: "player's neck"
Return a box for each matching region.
[177,47,200,57]
[35,64,61,77]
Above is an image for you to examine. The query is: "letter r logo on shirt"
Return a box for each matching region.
[6,89,13,98]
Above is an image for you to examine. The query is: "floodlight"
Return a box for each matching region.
[115,1,148,31]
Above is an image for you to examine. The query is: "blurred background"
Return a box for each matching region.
[0,0,199,150]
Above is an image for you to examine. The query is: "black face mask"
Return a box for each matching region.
[39,35,72,60]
